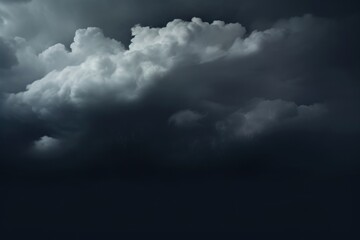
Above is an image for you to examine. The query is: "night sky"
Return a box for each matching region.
[0,0,360,236]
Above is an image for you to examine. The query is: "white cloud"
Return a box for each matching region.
[5,17,291,118]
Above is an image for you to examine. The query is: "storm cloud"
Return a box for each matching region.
[0,0,359,173]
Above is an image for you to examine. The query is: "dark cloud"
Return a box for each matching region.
[0,1,358,177]
[0,37,17,69]
[0,14,358,174]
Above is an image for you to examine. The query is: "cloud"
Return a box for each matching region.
[169,110,204,127]
[0,14,359,171]
[216,99,325,138]
[33,135,60,153]
[4,18,265,115]
[2,17,325,159]
[8,16,322,117]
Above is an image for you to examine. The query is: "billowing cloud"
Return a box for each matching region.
[0,13,359,171]
[5,18,253,114]
[5,16,323,115]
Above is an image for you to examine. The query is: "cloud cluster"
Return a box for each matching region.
[0,12,359,171]
[5,18,272,114]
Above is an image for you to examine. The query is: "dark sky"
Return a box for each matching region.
[0,0,360,235]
